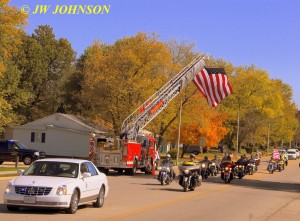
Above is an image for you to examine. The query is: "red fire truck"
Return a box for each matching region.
[91,55,206,175]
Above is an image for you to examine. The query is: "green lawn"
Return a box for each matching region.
[0,166,28,172]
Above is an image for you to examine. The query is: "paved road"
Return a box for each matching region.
[0,158,299,221]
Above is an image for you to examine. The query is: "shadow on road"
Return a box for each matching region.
[203,175,300,193]
[0,203,89,214]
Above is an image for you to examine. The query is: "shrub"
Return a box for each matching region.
[167,148,178,159]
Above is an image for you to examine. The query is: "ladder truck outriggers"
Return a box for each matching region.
[92,55,206,175]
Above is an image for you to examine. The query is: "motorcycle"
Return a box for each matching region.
[157,163,173,185]
[234,161,246,179]
[209,161,219,176]
[178,162,201,192]
[267,162,276,174]
[220,161,235,184]
[199,161,210,179]
[246,160,257,175]
[277,160,285,172]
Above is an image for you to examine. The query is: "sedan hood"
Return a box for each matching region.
[12,176,76,187]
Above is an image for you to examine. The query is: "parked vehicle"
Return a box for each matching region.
[4,158,109,214]
[220,161,235,184]
[0,140,45,165]
[287,149,298,160]
[157,162,173,185]
[178,162,201,192]
[184,146,201,155]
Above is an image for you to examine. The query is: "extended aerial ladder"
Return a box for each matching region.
[121,55,207,140]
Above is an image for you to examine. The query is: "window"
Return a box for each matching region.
[31,132,35,142]
[41,133,46,143]
[86,162,98,176]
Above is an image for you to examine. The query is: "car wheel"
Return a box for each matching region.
[7,205,19,211]
[93,186,105,208]
[23,156,33,165]
[66,190,79,214]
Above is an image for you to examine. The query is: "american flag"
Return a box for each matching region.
[272,149,280,160]
[193,68,233,107]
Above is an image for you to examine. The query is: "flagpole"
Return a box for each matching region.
[176,98,182,165]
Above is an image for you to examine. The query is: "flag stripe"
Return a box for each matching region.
[193,67,233,108]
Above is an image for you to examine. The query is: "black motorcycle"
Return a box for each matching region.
[234,161,246,179]
[246,160,257,175]
[178,163,201,192]
[199,161,210,179]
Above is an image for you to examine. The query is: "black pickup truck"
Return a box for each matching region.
[0,140,45,165]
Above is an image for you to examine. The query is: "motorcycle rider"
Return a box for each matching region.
[157,154,176,180]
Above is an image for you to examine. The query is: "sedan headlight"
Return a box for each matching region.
[6,184,13,193]
[34,151,40,156]
[56,185,67,196]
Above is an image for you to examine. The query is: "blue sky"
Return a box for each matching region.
[9,0,300,108]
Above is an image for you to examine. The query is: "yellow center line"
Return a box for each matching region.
[98,185,231,221]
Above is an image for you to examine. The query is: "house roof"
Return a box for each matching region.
[17,113,110,135]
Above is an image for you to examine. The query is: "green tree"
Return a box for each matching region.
[13,25,76,122]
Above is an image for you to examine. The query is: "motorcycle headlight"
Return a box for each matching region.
[157,166,162,171]
[166,167,170,172]
[202,164,206,168]
[239,165,242,168]
[212,163,216,166]
[225,167,229,170]
[56,185,67,196]
[184,169,190,175]
[6,184,13,193]
[34,151,40,156]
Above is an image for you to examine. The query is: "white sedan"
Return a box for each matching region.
[4,158,109,214]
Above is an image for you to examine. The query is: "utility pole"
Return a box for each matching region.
[176,99,182,165]
[237,112,240,153]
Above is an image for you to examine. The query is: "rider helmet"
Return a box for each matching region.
[190,154,195,159]
[166,154,171,159]
[204,156,208,160]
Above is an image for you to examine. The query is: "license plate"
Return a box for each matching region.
[24,196,36,204]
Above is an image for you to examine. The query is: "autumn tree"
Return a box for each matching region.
[0,0,27,132]
[220,65,298,152]
[67,33,173,134]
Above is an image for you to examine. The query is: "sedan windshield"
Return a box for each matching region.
[23,161,79,178]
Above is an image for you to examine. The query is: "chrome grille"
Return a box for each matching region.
[15,186,52,196]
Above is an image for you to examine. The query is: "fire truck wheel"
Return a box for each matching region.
[129,161,137,176]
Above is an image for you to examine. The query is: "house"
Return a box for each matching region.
[4,113,109,159]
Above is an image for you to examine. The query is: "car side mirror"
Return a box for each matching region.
[82,172,91,178]
[17,169,24,175]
